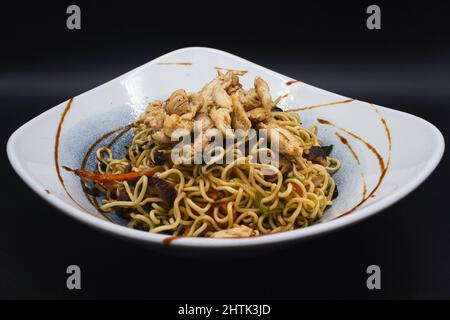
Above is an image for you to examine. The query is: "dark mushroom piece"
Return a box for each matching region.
[147,177,177,207]
[305,145,333,166]
[332,185,338,200]
[99,162,107,172]
[82,183,101,197]
[265,156,293,183]
[153,150,166,165]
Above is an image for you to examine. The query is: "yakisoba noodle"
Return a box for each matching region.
[71,72,340,238]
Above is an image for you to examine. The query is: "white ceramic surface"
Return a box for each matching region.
[7,47,445,249]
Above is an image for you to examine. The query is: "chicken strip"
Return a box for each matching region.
[188,92,204,116]
[191,111,215,161]
[165,89,190,115]
[163,114,194,137]
[212,84,232,109]
[137,89,204,145]
[244,78,279,122]
[231,93,251,131]
[209,84,234,137]
[194,111,214,134]
[258,120,303,157]
[135,100,166,130]
[226,74,243,95]
[151,130,172,144]
[209,107,233,137]
[246,107,270,122]
[238,88,261,111]
[254,76,273,111]
[210,225,255,238]
[200,72,227,106]
[200,70,241,106]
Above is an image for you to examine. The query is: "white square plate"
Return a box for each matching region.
[7,47,445,249]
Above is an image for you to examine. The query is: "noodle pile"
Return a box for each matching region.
[81,73,340,238]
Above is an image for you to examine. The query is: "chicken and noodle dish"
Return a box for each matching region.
[67,71,340,238]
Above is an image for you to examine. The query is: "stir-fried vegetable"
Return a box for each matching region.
[305,145,333,166]
[266,156,292,183]
[292,183,304,197]
[332,185,338,199]
[321,145,333,156]
[147,177,177,206]
[153,150,166,165]
[289,177,304,197]
[255,192,268,213]
[63,166,159,184]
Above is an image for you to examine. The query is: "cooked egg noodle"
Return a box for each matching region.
[94,112,340,237]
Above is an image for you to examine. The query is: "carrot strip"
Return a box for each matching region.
[63,166,158,183]
[183,226,191,236]
[292,183,304,197]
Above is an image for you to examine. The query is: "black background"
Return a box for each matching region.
[1,1,449,299]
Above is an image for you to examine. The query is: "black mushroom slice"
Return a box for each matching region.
[332,185,339,200]
[266,156,293,183]
[321,145,333,156]
[305,145,333,166]
[153,150,166,165]
[82,183,101,197]
[147,177,177,207]
[279,157,293,179]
